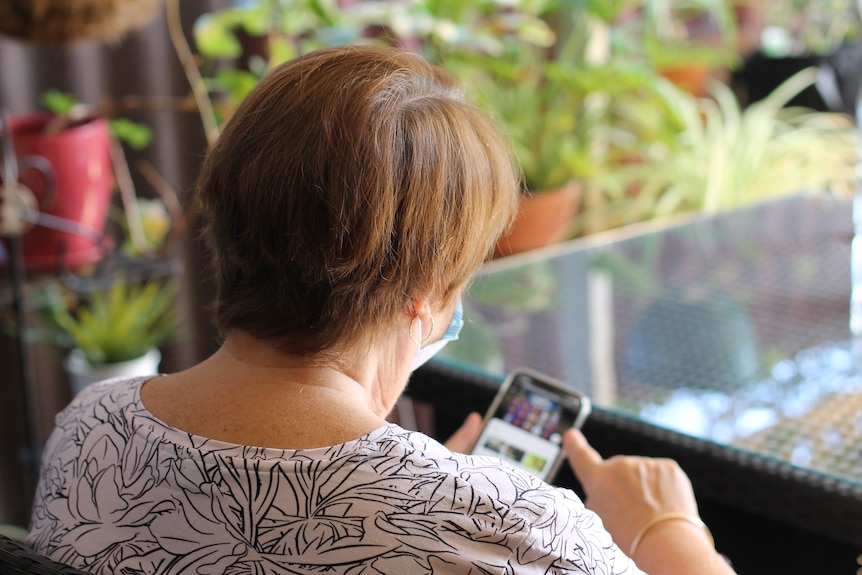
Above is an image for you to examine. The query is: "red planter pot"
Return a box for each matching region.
[4,113,113,271]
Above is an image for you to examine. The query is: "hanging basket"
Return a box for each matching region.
[0,0,164,44]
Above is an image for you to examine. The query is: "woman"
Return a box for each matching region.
[29,45,735,574]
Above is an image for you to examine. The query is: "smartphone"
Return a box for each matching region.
[472,367,591,481]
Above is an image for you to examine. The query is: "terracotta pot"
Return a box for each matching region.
[4,113,113,271]
[659,64,711,97]
[494,182,581,258]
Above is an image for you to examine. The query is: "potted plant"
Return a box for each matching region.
[174,0,684,255]
[40,272,179,395]
[2,90,158,271]
[435,0,664,256]
[617,67,856,219]
[444,27,586,255]
[3,108,113,271]
[172,0,356,145]
[614,0,741,96]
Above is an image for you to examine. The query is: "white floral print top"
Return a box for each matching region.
[28,377,643,575]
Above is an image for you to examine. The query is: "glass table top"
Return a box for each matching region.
[437,193,862,487]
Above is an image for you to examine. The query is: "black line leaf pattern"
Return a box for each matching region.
[28,377,643,574]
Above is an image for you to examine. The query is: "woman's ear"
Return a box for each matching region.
[407,296,436,345]
[410,296,433,323]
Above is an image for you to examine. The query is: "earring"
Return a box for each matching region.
[409,315,435,345]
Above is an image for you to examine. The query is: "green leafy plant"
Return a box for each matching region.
[181,0,661,195]
[439,1,664,193]
[40,90,78,117]
[178,0,767,242]
[186,0,363,138]
[115,197,172,256]
[41,89,153,149]
[613,0,740,70]
[42,275,179,365]
[761,0,862,56]
[459,54,662,192]
[617,67,856,219]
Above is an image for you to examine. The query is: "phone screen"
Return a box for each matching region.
[472,369,590,480]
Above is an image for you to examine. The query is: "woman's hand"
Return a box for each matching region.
[564,429,735,574]
[564,428,699,549]
[444,412,483,453]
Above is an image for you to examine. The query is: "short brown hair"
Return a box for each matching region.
[193,45,520,354]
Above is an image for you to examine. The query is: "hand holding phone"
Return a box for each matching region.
[472,367,591,481]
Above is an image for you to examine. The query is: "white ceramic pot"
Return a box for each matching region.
[64,347,162,396]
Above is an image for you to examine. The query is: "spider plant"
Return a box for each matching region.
[619,66,856,220]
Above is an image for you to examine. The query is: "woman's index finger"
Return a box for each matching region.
[563,428,604,482]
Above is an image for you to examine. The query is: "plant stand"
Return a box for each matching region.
[3,236,41,496]
[1,112,183,522]
[1,116,42,493]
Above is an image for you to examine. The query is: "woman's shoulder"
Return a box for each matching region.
[374,425,587,516]
[55,376,149,426]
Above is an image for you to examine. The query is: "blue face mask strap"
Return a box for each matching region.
[410,297,465,371]
[443,298,464,341]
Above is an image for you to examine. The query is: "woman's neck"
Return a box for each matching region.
[139,330,400,449]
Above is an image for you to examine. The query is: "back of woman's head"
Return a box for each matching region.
[194,45,520,354]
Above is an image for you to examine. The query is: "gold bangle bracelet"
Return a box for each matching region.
[628,512,715,559]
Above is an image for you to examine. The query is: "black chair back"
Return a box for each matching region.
[0,534,91,575]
